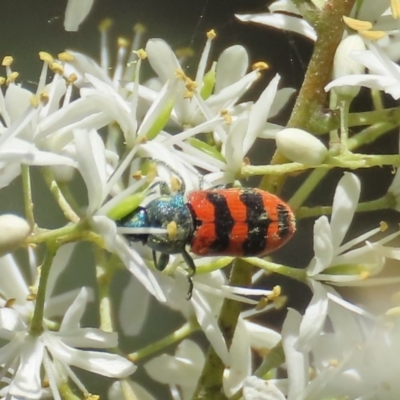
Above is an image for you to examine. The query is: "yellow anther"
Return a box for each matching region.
[42,378,50,388]
[50,62,64,75]
[329,359,339,367]
[26,293,37,301]
[134,23,146,33]
[268,285,282,300]
[385,306,400,316]
[98,18,113,32]
[0,77,5,85]
[167,221,178,240]
[66,73,78,85]
[380,221,388,232]
[273,295,287,310]
[175,69,187,81]
[171,175,181,192]
[136,49,147,60]
[343,16,373,31]
[2,56,13,67]
[252,61,269,71]
[118,37,129,47]
[185,78,198,92]
[85,394,100,400]
[184,91,194,99]
[359,270,370,280]
[146,164,157,183]
[131,170,143,180]
[391,0,400,19]
[39,51,53,63]
[359,30,386,41]
[4,298,16,308]
[6,71,19,84]
[40,92,49,104]
[220,109,232,124]
[255,296,269,310]
[207,29,216,39]
[30,95,40,108]
[58,51,74,62]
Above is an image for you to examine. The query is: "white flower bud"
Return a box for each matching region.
[0,214,31,255]
[333,34,366,97]
[276,128,328,165]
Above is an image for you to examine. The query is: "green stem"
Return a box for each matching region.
[288,0,356,132]
[30,240,59,336]
[245,258,307,283]
[192,259,253,400]
[95,248,117,333]
[289,168,327,211]
[21,165,35,228]
[339,97,351,152]
[254,342,285,379]
[297,194,394,219]
[128,320,199,362]
[347,107,400,128]
[42,168,80,223]
[261,0,356,195]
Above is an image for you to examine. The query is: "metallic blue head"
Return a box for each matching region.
[118,194,195,256]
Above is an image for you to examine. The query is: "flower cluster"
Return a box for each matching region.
[1,0,400,399]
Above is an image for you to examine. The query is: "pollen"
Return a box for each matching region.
[40,91,50,104]
[134,23,146,34]
[0,77,5,85]
[98,18,113,32]
[2,56,13,66]
[30,95,40,108]
[207,29,216,39]
[268,285,282,300]
[26,293,37,301]
[58,51,74,62]
[66,73,78,85]
[252,61,269,71]
[385,306,400,316]
[6,71,19,84]
[4,298,16,308]
[220,109,232,124]
[359,270,370,280]
[359,30,386,41]
[328,359,339,367]
[39,51,53,63]
[391,0,400,19]
[132,170,143,180]
[167,221,178,239]
[255,296,269,310]
[136,49,147,60]
[171,175,181,192]
[343,16,372,31]
[50,62,64,75]
[118,37,129,48]
[380,221,388,232]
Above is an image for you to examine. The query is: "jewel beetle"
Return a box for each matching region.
[117,177,296,298]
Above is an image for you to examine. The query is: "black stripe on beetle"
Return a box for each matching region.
[240,189,270,255]
[206,191,235,252]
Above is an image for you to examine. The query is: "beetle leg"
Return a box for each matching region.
[153,251,170,271]
[181,249,196,299]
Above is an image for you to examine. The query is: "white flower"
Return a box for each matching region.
[145,339,205,400]
[64,0,95,32]
[73,128,166,302]
[297,173,399,352]
[236,1,317,41]
[0,249,135,399]
[325,42,400,99]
